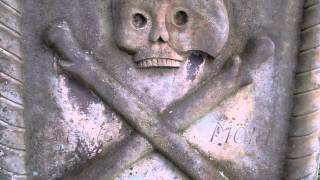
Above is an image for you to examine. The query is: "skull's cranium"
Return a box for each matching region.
[112,0,229,68]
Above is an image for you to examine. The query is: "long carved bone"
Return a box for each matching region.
[46,21,274,180]
[45,21,226,180]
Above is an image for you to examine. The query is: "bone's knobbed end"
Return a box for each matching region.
[44,20,73,48]
[43,20,83,64]
[246,36,275,69]
[255,36,275,66]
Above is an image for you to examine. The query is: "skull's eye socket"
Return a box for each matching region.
[173,10,188,26]
[132,13,147,28]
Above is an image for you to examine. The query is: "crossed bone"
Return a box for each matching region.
[45,21,274,180]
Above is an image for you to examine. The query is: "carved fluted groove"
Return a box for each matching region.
[285,153,318,180]
[0,28,21,59]
[0,168,27,180]
[289,111,320,137]
[0,69,23,85]
[0,49,21,66]
[0,2,20,35]
[297,48,320,73]
[305,0,320,8]
[0,0,20,10]
[0,167,27,176]
[292,89,320,116]
[0,0,21,23]
[0,142,24,154]
[0,144,27,175]
[0,98,24,128]
[0,128,25,151]
[0,53,22,82]
[0,0,20,14]
[0,69,23,86]
[285,1,320,179]
[0,118,24,131]
[0,0,26,178]
[300,173,317,180]
[302,4,320,30]
[0,146,26,175]
[0,23,21,39]
[0,70,22,84]
[300,25,320,52]
[0,48,21,63]
[286,133,319,159]
[0,73,23,105]
[294,68,320,94]
[302,24,320,35]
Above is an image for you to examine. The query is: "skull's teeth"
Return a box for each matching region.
[137,58,181,68]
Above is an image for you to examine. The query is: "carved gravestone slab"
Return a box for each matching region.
[0,0,319,180]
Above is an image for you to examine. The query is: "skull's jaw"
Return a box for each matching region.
[136,58,183,68]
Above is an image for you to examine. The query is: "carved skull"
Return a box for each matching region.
[112,0,229,68]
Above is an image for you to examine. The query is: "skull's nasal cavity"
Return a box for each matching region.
[150,24,169,43]
[157,36,166,43]
[151,31,169,43]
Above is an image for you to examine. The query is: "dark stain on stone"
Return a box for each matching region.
[187,53,204,81]
[66,77,100,113]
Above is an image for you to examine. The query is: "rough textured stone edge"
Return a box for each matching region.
[285,0,320,179]
[0,0,27,179]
